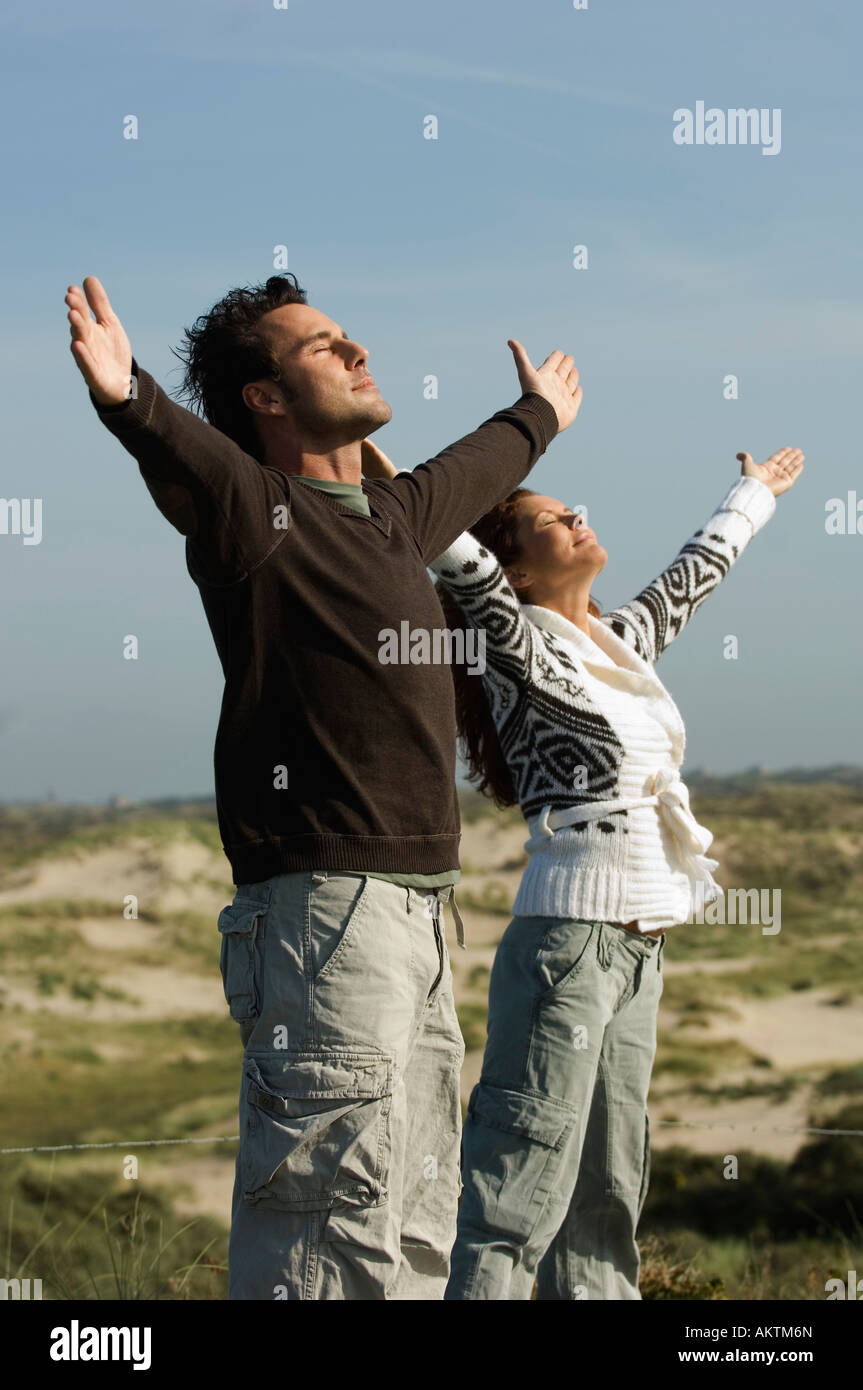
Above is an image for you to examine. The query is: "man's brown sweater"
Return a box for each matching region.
[93,364,559,884]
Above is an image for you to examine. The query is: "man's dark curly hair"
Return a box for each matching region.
[172,273,308,461]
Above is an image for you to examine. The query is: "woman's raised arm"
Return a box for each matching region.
[428,530,535,688]
[601,448,803,664]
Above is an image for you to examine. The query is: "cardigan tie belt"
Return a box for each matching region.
[531,769,721,903]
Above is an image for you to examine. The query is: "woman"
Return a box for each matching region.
[365,434,803,1300]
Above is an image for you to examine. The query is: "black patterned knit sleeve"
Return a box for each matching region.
[428,530,535,704]
[600,477,776,664]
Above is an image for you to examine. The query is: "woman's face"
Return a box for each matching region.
[507,494,607,596]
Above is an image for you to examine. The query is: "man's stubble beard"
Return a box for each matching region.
[296,390,392,446]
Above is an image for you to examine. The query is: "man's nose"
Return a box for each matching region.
[343,339,368,367]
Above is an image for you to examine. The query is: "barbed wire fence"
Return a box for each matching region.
[2,1115,863,1158]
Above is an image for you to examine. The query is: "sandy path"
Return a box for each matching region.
[0,840,231,915]
[686,988,863,1069]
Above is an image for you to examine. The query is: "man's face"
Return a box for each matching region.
[255,303,392,441]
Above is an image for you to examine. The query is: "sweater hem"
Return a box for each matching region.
[226,833,461,886]
[512,865,695,929]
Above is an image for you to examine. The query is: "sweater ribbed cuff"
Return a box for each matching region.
[515,391,561,453]
[90,357,156,430]
[717,475,776,534]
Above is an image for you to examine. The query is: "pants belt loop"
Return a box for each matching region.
[421,886,467,949]
[447,888,467,950]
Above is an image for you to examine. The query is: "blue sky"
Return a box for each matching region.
[1,0,860,801]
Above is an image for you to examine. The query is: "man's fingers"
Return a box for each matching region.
[509,342,581,394]
[65,285,91,321]
[67,306,93,342]
[70,337,97,382]
[66,286,101,338]
[507,338,534,375]
[82,275,115,324]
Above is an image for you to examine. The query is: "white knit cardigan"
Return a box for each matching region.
[429,476,776,930]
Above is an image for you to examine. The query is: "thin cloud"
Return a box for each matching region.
[315,48,665,115]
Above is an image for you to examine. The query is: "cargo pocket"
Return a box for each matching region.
[463,1081,577,1245]
[240,1051,394,1212]
[217,894,269,1024]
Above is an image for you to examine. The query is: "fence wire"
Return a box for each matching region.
[2,1116,863,1157]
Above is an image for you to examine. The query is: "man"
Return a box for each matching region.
[66,272,582,1299]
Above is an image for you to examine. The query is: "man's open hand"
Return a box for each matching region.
[508,339,583,433]
[66,277,133,407]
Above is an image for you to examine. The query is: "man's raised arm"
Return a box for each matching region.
[66,276,281,583]
[366,342,582,563]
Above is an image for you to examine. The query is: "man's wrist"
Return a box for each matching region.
[92,372,137,411]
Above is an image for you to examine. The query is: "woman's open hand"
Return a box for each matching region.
[361,437,399,479]
[737,447,804,498]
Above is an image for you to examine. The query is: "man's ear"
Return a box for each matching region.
[242,380,288,416]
